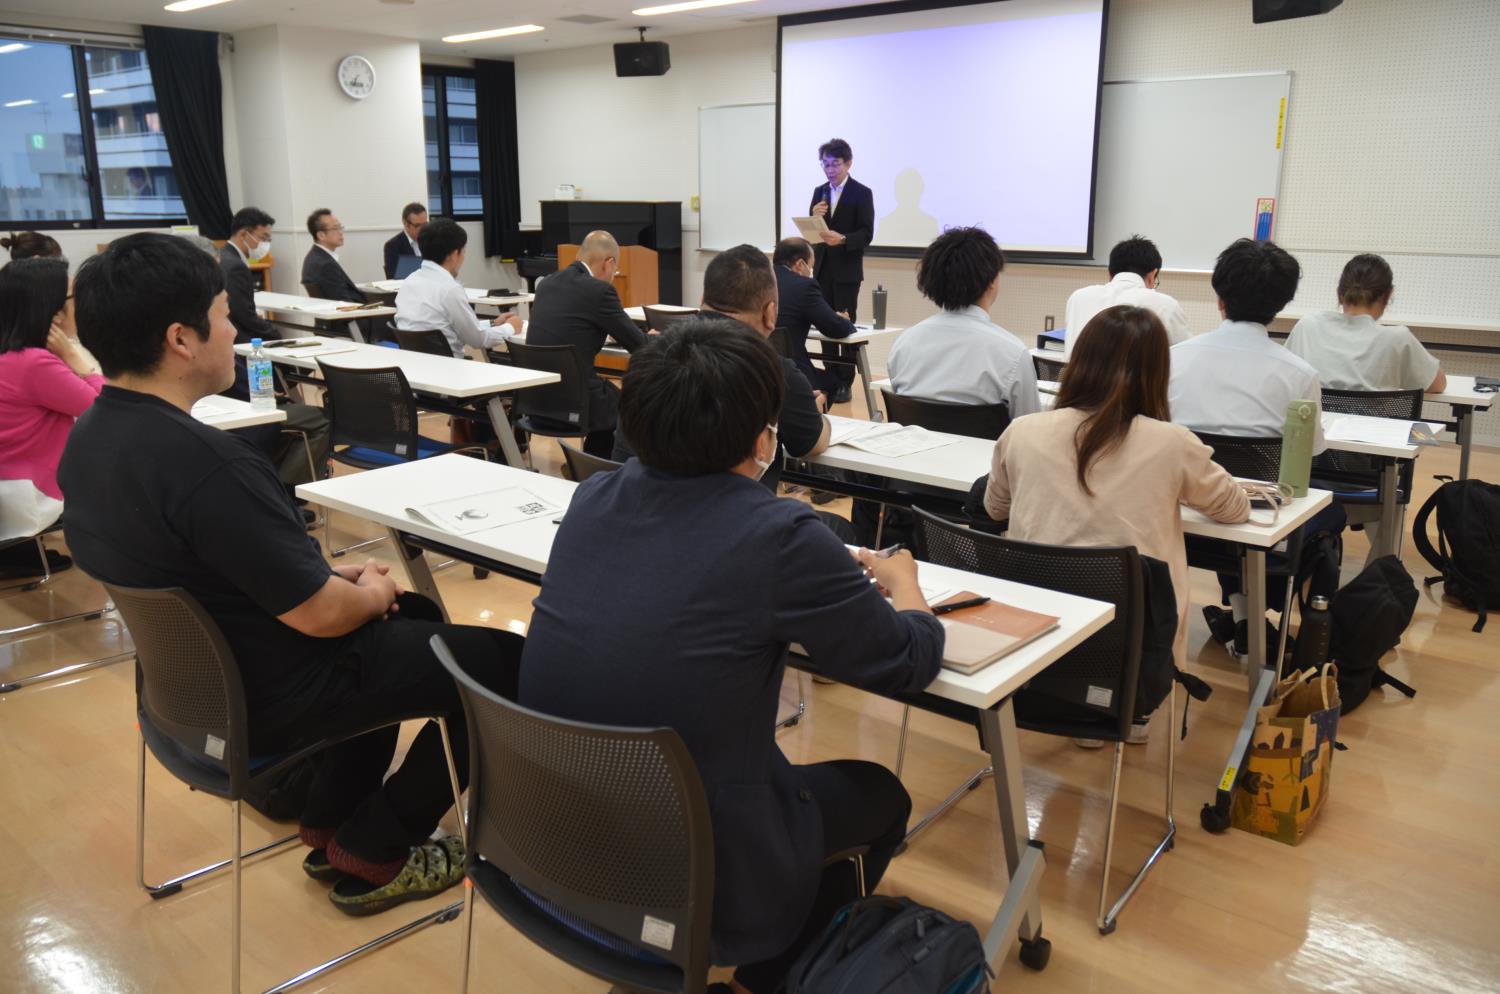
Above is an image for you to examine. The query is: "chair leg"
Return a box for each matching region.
[459,877,476,994]
[903,764,992,845]
[853,853,867,898]
[775,670,807,730]
[894,705,912,777]
[1097,685,1178,936]
[232,800,243,994]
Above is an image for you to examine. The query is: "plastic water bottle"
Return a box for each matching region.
[248,338,276,411]
[872,285,888,330]
[1292,595,1332,670]
[1278,399,1316,498]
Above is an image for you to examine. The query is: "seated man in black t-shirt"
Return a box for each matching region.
[57,233,519,917]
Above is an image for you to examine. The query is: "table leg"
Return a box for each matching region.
[1455,405,1474,481]
[978,700,1046,966]
[485,396,528,469]
[1378,461,1401,559]
[389,528,449,622]
[853,343,882,421]
[1243,548,1267,695]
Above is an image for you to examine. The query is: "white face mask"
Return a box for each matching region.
[246,235,271,262]
[752,423,779,481]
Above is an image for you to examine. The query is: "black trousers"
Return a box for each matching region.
[583,428,617,460]
[816,276,862,389]
[733,759,911,994]
[249,598,523,862]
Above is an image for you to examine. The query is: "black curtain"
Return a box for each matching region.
[473,59,522,259]
[142,26,232,239]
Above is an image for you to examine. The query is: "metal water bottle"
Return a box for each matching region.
[1278,399,1316,498]
[1292,595,1332,669]
[872,285,888,330]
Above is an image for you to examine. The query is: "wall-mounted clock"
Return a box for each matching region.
[338,55,376,100]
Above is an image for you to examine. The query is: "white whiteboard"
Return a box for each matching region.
[698,103,775,251]
[1092,72,1291,272]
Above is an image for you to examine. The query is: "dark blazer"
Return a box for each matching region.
[526,262,649,431]
[518,459,944,965]
[382,231,417,280]
[219,244,272,400]
[809,176,875,285]
[776,265,857,393]
[300,246,363,304]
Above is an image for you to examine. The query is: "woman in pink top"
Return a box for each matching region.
[984,305,1250,738]
[0,257,104,501]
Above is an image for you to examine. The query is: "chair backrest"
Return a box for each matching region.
[395,327,455,358]
[316,360,422,460]
[879,388,1010,440]
[1192,432,1283,481]
[1032,354,1066,383]
[430,635,714,987]
[394,254,422,279]
[911,508,1144,736]
[1318,387,1423,495]
[560,442,623,483]
[105,584,254,796]
[505,341,591,429]
[643,306,698,333]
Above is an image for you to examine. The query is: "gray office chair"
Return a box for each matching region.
[1032,354,1066,383]
[909,508,1165,936]
[558,442,623,483]
[112,584,467,994]
[643,306,699,333]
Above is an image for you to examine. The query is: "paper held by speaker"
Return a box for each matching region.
[1252,0,1343,24]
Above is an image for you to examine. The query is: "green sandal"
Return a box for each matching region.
[302,848,342,883]
[329,836,466,917]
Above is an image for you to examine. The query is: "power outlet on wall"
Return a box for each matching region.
[1044,315,1055,331]
[690,194,701,211]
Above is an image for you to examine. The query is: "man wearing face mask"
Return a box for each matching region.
[220,206,332,493]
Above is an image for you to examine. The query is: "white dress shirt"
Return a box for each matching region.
[1169,319,1325,453]
[1284,311,1440,392]
[394,260,508,357]
[827,179,845,212]
[1064,272,1192,359]
[887,305,1040,417]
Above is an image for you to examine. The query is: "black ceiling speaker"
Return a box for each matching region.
[615,27,670,77]
[1253,0,1343,23]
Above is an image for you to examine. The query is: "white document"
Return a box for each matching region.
[842,425,960,458]
[793,215,829,241]
[265,341,358,359]
[189,396,244,422]
[406,487,561,535]
[825,415,903,447]
[1323,415,1439,448]
[369,279,404,292]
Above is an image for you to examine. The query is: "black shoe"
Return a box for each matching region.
[809,489,839,505]
[832,385,853,405]
[1231,619,1288,660]
[300,507,317,527]
[0,545,70,579]
[1202,605,1237,645]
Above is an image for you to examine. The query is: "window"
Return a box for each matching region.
[0,37,184,228]
[421,67,482,220]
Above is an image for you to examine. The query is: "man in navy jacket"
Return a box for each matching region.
[773,236,857,397]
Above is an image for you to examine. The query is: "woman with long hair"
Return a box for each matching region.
[984,304,1249,730]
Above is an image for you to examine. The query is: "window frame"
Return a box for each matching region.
[0,39,189,231]
[421,64,482,222]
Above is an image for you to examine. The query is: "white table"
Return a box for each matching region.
[254,291,396,344]
[296,453,1116,972]
[190,394,287,431]
[233,340,559,468]
[1426,375,1493,480]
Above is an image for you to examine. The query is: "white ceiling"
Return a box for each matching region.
[0,0,873,58]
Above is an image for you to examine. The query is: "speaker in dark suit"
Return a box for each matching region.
[775,252,856,396]
[526,258,649,454]
[808,141,874,399]
[382,202,428,279]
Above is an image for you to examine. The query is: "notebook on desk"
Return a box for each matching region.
[934,591,1060,675]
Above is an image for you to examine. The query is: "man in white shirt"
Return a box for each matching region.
[886,226,1039,419]
[1170,238,1341,656]
[1285,253,1446,394]
[1064,235,1191,359]
[394,219,519,358]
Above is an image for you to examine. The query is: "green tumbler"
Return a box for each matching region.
[1278,399,1316,498]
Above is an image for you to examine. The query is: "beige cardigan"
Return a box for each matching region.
[984,408,1250,668]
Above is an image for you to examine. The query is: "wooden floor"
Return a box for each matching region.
[3,417,1499,994]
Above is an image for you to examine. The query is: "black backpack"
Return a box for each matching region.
[783,896,991,994]
[1327,555,1418,714]
[1413,478,1500,632]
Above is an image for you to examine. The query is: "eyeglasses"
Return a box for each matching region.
[321,224,345,233]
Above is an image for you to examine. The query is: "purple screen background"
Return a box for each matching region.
[779,5,1104,253]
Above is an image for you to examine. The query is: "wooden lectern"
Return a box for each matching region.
[557,244,659,308]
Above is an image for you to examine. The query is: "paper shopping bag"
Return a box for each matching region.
[1231,665,1341,845]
